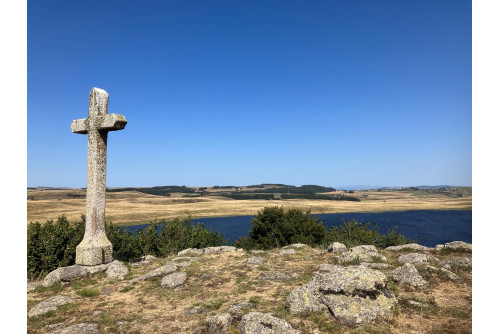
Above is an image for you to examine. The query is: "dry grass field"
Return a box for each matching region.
[27,187,472,226]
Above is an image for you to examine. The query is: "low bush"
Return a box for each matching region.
[27,216,226,279]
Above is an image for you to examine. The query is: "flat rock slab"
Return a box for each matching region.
[260,271,297,281]
[443,241,472,251]
[178,246,242,256]
[160,272,187,289]
[246,257,265,266]
[279,249,296,256]
[129,262,177,284]
[360,262,389,269]
[388,263,427,288]
[28,295,75,318]
[52,323,99,334]
[283,243,307,249]
[385,243,431,252]
[239,312,299,334]
[398,253,428,265]
[444,257,472,267]
[43,264,110,286]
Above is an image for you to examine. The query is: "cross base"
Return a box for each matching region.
[75,236,113,266]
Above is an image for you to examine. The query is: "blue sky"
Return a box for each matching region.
[27,0,471,188]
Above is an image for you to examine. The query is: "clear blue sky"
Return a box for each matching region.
[27,0,471,188]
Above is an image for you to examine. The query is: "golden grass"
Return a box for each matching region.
[27,188,472,226]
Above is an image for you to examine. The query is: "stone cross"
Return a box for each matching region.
[70,87,127,265]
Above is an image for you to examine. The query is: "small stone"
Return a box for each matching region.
[28,295,75,318]
[259,271,297,281]
[160,272,187,289]
[106,261,129,280]
[283,243,307,249]
[52,322,99,334]
[239,312,299,334]
[385,244,431,252]
[185,306,208,315]
[27,281,42,292]
[101,286,116,295]
[246,257,265,266]
[279,249,296,256]
[285,281,326,314]
[207,313,232,334]
[90,310,103,317]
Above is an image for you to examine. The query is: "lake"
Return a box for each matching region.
[124,210,472,247]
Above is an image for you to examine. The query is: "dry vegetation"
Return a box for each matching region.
[27,246,472,333]
[27,187,472,226]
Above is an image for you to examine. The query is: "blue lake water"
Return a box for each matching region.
[124,210,472,247]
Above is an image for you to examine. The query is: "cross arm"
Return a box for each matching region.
[70,114,127,134]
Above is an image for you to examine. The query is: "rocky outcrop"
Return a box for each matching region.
[388,263,427,288]
[160,272,187,289]
[207,313,232,334]
[283,243,307,249]
[28,295,75,318]
[239,312,299,334]
[338,245,387,264]
[385,243,430,252]
[129,262,177,284]
[397,253,428,265]
[51,323,99,334]
[443,257,472,267]
[106,260,129,280]
[286,266,397,326]
[443,241,472,251]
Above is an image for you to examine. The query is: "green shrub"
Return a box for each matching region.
[27,216,226,279]
[234,206,327,250]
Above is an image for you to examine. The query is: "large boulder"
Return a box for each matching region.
[106,260,129,280]
[239,312,299,334]
[28,295,75,318]
[286,266,397,326]
[129,262,177,283]
[43,264,110,287]
[338,245,386,264]
[51,323,99,334]
[327,242,347,253]
[388,263,427,288]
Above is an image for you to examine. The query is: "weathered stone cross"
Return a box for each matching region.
[70,87,127,265]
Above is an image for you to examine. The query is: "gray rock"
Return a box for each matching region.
[27,281,42,292]
[45,320,69,330]
[28,295,75,318]
[130,254,157,266]
[90,310,103,317]
[425,265,462,281]
[388,263,427,288]
[250,250,265,254]
[185,306,208,315]
[338,245,386,264]
[384,243,430,252]
[246,257,265,266]
[435,244,444,251]
[207,313,232,334]
[351,245,380,257]
[239,312,299,334]
[398,253,428,265]
[204,246,241,254]
[314,266,390,295]
[285,281,327,314]
[443,241,472,251]
[101,286,115,295]
[360,262,389,269]
[129,262,177,283]
[317,264,342,272]
[327,242,347,253]
[52,323,99,334]
[227,302,255,320]
[321,293,397,327]
[279,249,296,256]
[177,248,204,256]
[106,260,129,280]
[444,257,472,267]
[160,272,187,289]
[175,261,193,268]
[43,264,110,287]
[260,271,297,281]
[283,243,307,249]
